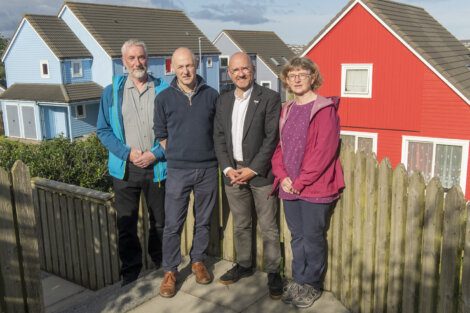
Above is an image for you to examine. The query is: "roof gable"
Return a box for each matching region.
[61,1,219,57]
[25,15,91,59]
[302,0,470,105]
[221,30,295,76]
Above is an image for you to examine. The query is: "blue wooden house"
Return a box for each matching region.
[0,1,220,140]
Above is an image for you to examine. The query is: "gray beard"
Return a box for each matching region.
[131,68,147,79]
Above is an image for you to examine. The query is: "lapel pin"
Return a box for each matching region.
[254,100,259,104]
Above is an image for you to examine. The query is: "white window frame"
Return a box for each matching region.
[341,63,373,98]
[71,60,83,78]
[40,60,50,78]
[341,130,378,153]
[401,136,469,192]
[206,57,213,68]
[260,81,272,89]
[219,55,229,68]
[75,104,87,119]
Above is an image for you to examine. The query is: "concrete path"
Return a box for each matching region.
[43,258,349,313]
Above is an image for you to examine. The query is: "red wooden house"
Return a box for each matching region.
[302,0,470,196]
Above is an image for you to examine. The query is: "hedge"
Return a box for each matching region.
[0,134,111,192]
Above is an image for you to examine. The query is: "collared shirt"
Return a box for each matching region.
[231,86,253,162]
[122,77,155,152]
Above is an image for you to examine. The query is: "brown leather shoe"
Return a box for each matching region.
[191,262,213,284]
[159,271,176,298]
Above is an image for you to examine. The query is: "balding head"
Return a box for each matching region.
[172,47,198,90]
[228,52,255,92]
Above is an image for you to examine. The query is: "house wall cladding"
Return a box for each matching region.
[60,6,113,87]
[62,59,93,84]
[4,21,61,86]
[70,102,99,138]
[305,3,470,196]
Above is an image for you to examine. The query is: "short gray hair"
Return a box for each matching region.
[121,39,148,56]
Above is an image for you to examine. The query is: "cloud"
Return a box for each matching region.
[150,0,184,10]
[190,2,271,25]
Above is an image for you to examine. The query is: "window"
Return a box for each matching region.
[40,60,49,78]
[260,81,272,89]
[207,57,213,68]
[340,131,378,153]
[220,56,229,68]
[71,60,83,78]
[402,136,469,190]
[75,104,86,119]
[165,57,174,75]
[341,64,373,98]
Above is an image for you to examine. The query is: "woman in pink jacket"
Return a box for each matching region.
[271,57,344,308]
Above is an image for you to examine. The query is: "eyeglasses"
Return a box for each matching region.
[287,73,311,81]
[229,67,252,75]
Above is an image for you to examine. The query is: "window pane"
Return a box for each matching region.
[407,141,433,181]
[220,57,228,67]
[73,62,81,75]
[341,134,355,149]
[42,63,48,75]
[76,105,84,117]
[434,144,462,189]
[345,69,368,93]
[358,137,373,153]
[165,58,172,73]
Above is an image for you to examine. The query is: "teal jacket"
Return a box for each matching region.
[96,75,169,182]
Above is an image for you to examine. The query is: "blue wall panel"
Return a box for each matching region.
[4,21,61,87]
[70,102,98,138]
[62,59,93,83]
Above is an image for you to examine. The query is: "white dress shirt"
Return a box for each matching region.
[223,86,253,176]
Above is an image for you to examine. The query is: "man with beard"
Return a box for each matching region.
[97,39,169,286]
[154,47,219,298]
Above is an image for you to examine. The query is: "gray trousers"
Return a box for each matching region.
[224,183,281,272]
[162,167,218,272]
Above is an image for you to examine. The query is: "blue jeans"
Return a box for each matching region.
[162,167,218,272]
[283,200,332,289]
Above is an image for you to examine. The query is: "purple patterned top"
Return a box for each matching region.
[279,100,339,204]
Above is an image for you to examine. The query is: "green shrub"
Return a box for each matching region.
[0,134,111,191]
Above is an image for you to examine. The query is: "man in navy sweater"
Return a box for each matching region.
[154,47,219,298]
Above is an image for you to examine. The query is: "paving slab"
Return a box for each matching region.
[130,290,237,313]
[244,291,349,313]
[180,260,269,313]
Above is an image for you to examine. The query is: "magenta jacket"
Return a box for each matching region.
[271,95,345,198]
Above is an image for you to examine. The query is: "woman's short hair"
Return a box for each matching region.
[280,57,323,92]
[121,39,148,57]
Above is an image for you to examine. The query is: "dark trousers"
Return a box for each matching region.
[283,200,332,289]
[162,167,218,272]
[113,163,165,279]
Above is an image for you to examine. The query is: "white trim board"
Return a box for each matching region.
[301,0,470,106]
[401,135,469,193]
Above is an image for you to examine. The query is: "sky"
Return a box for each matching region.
[1,0,469,45]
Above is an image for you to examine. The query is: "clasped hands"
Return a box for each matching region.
[226,168,256,185]
[281,177,300,195]
[129,148,156,168]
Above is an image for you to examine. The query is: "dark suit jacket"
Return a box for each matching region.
[214,83,281,187]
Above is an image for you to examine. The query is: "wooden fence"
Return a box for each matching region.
[0,161,44,313]
[2,146,470,313]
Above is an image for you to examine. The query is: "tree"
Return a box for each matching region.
[0,34,9,84]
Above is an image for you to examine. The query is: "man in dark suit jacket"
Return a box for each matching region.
[213,52,282,299]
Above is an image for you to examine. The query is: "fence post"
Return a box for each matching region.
[462,202,470,313]
[11,160,44,313]
[437,186,465,313]
[0,167,25,313]
[402,172,425,312]
[361,153,378,313]
[419,177,444,313]
[373,158,392,313]
[386,164,408,313]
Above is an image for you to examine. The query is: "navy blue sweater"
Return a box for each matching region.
[154,75,219,169]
